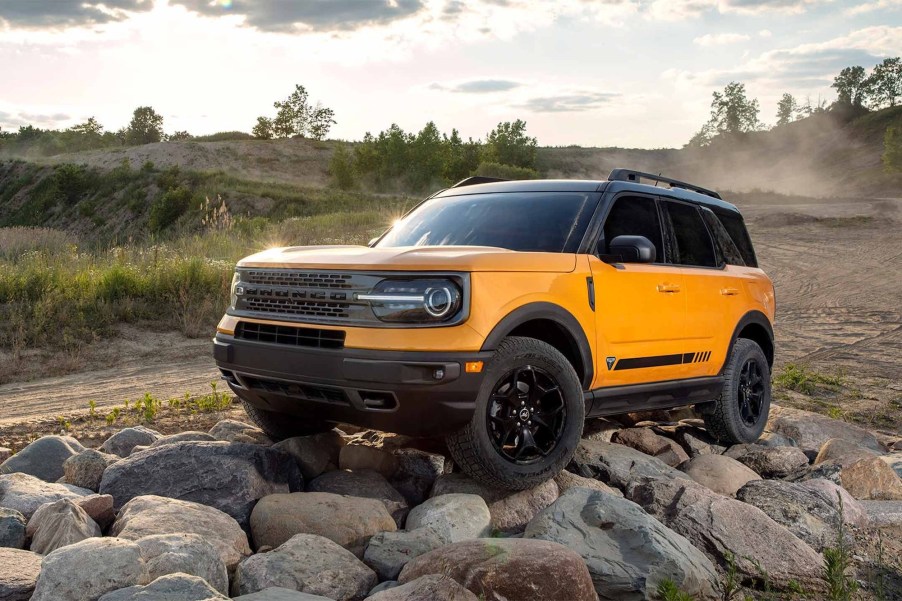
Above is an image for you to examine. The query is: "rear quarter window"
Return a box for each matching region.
[701,208,745,266]
[716,211,758,267]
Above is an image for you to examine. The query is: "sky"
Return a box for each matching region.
[0,0,900,149]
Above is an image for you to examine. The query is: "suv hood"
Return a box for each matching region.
[237,245,577,273]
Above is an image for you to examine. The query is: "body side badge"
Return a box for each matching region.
[606,357,616,370]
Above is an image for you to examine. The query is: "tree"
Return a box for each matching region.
[867,57,902,109]
[252,116,274,140]
[308,103,336,141]
[167,130,192,141]
[273,85,310,138]
[776,93,798,126]
[69,117,103,137]
[125,106,164,145]
[329,143,355,190]
[832,66,869,108]
[443,128,481,182]
[707,82,762,136]
[884,126,902,173]
[483,119,537,169]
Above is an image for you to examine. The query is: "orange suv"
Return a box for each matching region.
[214,169,775,489]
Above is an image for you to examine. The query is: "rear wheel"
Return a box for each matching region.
[702,338,771,444]
[241,400,331,441]
[446,336,584,490]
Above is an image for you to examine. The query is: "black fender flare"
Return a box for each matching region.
[720,309,775,374]
[480,302,594,389]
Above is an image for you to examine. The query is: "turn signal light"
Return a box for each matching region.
[465,361,484,373]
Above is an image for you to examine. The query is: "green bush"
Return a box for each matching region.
[475,161,539,180]
[149,186,194,232]
[53,163,93,205]
[329,144,356,190]
[884,125,902,172]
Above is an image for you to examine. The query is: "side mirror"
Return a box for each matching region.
[606,235,656,264]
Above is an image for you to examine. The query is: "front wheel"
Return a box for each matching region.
[240,400,331,441]
[446,336,585,490]
[702,338,771,444]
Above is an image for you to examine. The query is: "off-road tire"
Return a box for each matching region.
[703,338,771,444]
[446,336,584,490]
[241,400,330,441]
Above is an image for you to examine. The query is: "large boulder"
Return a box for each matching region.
[101,427,161,458]
[802,454,902,501]
[553,469,623,497]
[0,436,85,482]
[0,507,26,549]
[209,420,272,445]
[110,495,251,573]
[26,498,102,554]
[76,493,116,531]
[307,470,408,527]
[405,494,491,544]
[570,440,688,490]
[340,446,398,478]
[0,473,91,519]
[670,427,726,458]
[62,449,119,492]
[136,534,229,595]
[363,528,446,581]
[612,428,689,467]
[881,452,902,478]
[0,548,42,601]
[148,432,216,448]
[766,406,882,454]
[680,454,761,496]
[525,487,719,600]
[736,479,868,551]
[860,500,902,527]
[31,537,149,601]
[389,449,447,506]
[398,538,597,601]
[814,438,877,466]
[626,477,823,589]
[250,492,396,556]
[723,444,809,478]
[272,431,345,481]
[233,589,333,600]
[367,575,479,601]
[99,441,303,527]
[234,533,377,600]
[98,573,228,601]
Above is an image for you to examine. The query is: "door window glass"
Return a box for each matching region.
[664,201,717,267]
[601,196,664,260]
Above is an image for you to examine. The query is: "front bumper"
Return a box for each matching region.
[213,334,492,437]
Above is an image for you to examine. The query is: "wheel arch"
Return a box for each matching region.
[722,310,774,372]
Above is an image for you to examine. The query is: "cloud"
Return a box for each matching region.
[0,108,72,130]
[845,0,902,14]
[0,0,151,29]
[693,33,751,46]
[758,29,773,37]
[430,79,523,93]
[515,91,620,112]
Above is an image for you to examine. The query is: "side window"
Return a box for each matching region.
[601,196,664,261]
[716,212,758,267]
[664,201,717,268]
[701,207,745,266]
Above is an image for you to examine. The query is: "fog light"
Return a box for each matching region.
[465,361,483,373]
[433,368,445,380]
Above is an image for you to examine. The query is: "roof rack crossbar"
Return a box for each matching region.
[607,169,721,200]
[451,176,508,188]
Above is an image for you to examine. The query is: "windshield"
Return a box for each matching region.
[376,192,597,253]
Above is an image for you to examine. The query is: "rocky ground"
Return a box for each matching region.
[1,405,901,601]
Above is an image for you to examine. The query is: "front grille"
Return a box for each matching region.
[243,376,349,405]
[235,321,345,349]
[242,270,351,289]
[242,298,350,319]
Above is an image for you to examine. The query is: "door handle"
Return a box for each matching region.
[720,288,739,296]
[656,283,681,293]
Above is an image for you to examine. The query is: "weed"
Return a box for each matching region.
[88,399,97,418]
[822,493,859,601]
[656,579,695,601]
[774,363,845,395]
[720,552,741,601]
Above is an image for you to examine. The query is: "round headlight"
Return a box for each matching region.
[424,286,454,318]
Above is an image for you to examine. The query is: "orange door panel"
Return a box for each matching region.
[679,267,733,378]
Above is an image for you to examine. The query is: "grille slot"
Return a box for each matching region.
[243,271,351,289]
[242,298,350,319]
[235,321,345,349]
[243,376,349,405]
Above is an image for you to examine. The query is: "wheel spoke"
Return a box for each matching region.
[490,415,519,445]
[514,427,540,459]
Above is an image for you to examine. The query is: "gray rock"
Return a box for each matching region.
[136,534,229,595]
[553,470,623,497]
[99,441,303,528]
[680,454,761,496]
[234,588,334,600]
[582,419,621,442]
[273,431,345,481]
[307,469,408,526]
[209,420,271,445]
[366,574,479,601]
[0,436,85,482]
[367,582,399,596]
[0,508,26,549]
[340,445,398,478]
[250,492,396,557]
[0,547,42,600]
[0,473,91,519]
[612,427,690,467]
[674,428,726,457]
[801,454,902,501]
[148,432,216,448]
[880,452,902,478]
[571,440,689,490]
[389,449,446,506]
[75,493,116,530]
[98,573,227,601]
[234,533,377,600]
[26,498,102,554]
[363,528,446,580]
[525,487,719,600]
[723,444,809,478]
[757,431,798,448]
[110,495,251,573]
[798,478,870,527]
[859,500,902,527]
[31,537,148,601]
[62,449,118,491]
[814,438,878,466]
[101,426,161,458]
[766,405,883,454]
[405,494,491,544]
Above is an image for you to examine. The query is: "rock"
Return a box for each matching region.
[832,457,902,500]
[367,574,479,601]
[26,498,102,554]
[209,420,272,445]
[340,445,398,478]
[0,436,85,482]
[368,582,398,596]
[75,493,116,530]
[250,492,396,557]
[723,444,809,478]
[680,454,761,496]
[0,508,26,549]
[582,419,621,442]
[405,494,491,544]
[363,528,446,581]
[101,426,161,458]
[0,473,91,519]
[136,534,228,595]
[799,479,870,527]
[110,495,251,573]
[99,441,303,527]
[307,470,408,526]
[757,431,798,448]
[31,537,148,601]
[553,469,623,497]
[570,440,689,490]
[98,573,228,601]
[0,547,42,601]
[766,405,882,454]
[389,449,446,506]
[234,588,334,600]
[62,449,119,492]
[272,431,345,481]
[0,448,10,463]
[525,487,719,600]
[234,533,377,600]
[398,538,597,601]
[880,452,902,478]
[148,432,216,448]
[736,479,867,551]
[859,501,902,527]
[612,428,690,467]
[674,428,726,457]
[626,476,824,589]
[814,438,877,466]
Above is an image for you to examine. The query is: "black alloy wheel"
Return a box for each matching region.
[737,358,766,426]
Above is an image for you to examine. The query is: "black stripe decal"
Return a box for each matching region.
[682,352,696,364]
[614,354,684,370]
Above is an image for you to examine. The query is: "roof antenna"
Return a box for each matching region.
[654,173,662,188]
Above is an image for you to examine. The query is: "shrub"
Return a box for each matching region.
[475,161,539,180]
[329,143,356,190]
[149,186,193,232]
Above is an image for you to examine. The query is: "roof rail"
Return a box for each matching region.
[451,176,508,188]
[608,169,721,200]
